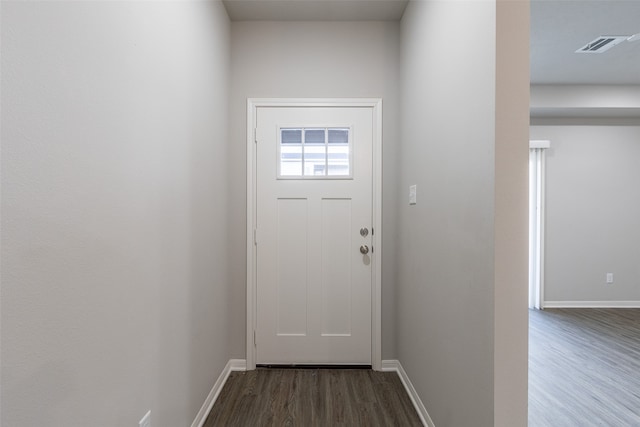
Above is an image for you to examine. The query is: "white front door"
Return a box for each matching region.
[255,105,374,365]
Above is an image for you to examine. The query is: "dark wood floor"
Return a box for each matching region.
[529,308,640,426]
[204,368,422,426]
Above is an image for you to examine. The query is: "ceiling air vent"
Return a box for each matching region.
[576,36,628,53]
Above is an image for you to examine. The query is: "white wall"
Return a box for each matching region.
[2,3,531,425]
[399,2,495,425]
[398,1,528,425]
[531,85,640,110]
[531,85,640,122]
[228,21,401,359]
[531,125,640,304]
[1,2,231,426]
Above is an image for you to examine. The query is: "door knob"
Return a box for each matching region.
[360,227,369,237]
[360,245,369,254]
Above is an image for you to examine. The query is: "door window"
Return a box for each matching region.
[278,127,352,179]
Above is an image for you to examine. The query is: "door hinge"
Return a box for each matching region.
[253,330,256,346]
[254,127,258,144]
[254,229,257,245]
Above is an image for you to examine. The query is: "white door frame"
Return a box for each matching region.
[246,98,383,370]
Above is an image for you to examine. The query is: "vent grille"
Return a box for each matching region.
[576,36,627,53]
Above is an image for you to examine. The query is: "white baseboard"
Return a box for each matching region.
[381,360,435,427]
[191,359,246,427]
[544,301,640,308]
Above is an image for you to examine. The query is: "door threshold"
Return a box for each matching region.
[256,364,372,370]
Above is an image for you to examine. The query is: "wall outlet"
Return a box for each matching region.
[606,273,614,284]
[139,410,151,427]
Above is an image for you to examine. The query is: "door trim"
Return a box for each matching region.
[246,98,383,370]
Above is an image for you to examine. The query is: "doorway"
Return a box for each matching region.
[246,99,383,370]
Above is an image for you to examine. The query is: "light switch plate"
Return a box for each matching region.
[409,185,417,205]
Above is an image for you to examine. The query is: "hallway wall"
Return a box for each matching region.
[1,3,530,425]
[398,1,529,425]
[228,21,401,360]
[1,2,231,426]
[398,2,496,424]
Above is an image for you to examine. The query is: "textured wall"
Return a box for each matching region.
[1,2,231,426]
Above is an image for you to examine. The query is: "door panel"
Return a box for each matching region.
[256,106,373,365]
[276,198,308,336]
[321,198,352,336]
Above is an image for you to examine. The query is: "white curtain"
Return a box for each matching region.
[529,146,547,310]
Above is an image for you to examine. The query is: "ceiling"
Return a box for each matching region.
[530,0,640,85]
[222,0,409,21]
[223,0,640,86]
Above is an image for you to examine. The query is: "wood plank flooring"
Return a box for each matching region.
[529,308,640,426]
[204,368,422,426]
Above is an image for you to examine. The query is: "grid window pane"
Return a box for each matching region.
[328,145,350,176]
[279,127,351,178]
[280,144,302,176]
[328,129,349,144]
[304,145,326,176]
[305,129,325,144]
[282,129,302,144]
